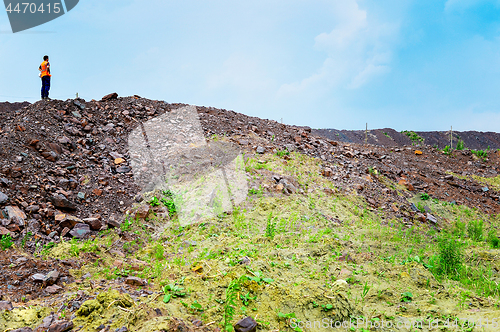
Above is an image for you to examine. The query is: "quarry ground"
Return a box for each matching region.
[1,97,500,331]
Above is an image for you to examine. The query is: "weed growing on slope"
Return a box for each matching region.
[224,275,247,332]
[161,190,177,217]
[163,283,186,303]
[487,230,500,248]
[443,145,452,156]
[467,220,484,242]
[265,213,276,239]
[275,149,290,157]
[452,219,466,238]
[432,235,463,280]
[471,149,488,161]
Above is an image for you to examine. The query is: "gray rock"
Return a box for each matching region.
[110,151,123,159]
[32,273,45,282]
[0,301,13,311]
[115,328,128,332]
[256,146,265,154]
[5,206,26,226]
[116,166,131,173]
[427,213,438,224]
[83,217,102,231]
[50,194,77,210]
[45,285,62,294]
[0,192,8,204]
[73,100,85,110]
[409,203,420,212]
[279,178,297,195]
[14,257,28,265]
[239,256,251,265]
[234,316,257,332]
[48,320,73,332]
[44,270,60,286]
[125,276,146,286]
[11,328,33,332]
[25,205,40,213]
[69,223,91,239]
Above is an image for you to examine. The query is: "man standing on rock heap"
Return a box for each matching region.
[39,55,51,100]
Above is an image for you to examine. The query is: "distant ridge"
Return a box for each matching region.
[313,128,500,150]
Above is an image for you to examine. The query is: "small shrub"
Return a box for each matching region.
[152,243,165,260]
[434,235,463,279]
[471,149,488,161]
[161,190,177,217]
[456,139,465,150]
[420,193,430,200]
[149,196,160,207]
[1,234,13,251]
[467,220,484,242]
[443,145,452,155]
[487,230,500,249]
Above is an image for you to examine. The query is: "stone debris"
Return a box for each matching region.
[125,276,146,286]
[234,316,257,332]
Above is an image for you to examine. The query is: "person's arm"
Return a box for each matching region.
[47,62,50,74]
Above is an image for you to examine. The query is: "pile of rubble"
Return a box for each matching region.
[0,95,499,249]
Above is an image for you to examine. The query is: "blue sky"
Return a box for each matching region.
[1,0,500,131]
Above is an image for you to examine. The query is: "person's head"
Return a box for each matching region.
[43,55,49,61]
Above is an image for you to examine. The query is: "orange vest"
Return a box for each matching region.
[40,61,51,77]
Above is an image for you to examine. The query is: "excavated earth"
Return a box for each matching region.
[0,96,499,331]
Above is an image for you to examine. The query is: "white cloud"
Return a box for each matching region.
[278,0,400,99]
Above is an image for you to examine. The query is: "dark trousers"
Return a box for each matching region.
[41,76,50,99]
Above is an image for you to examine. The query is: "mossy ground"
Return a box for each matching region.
[5,151,500,331]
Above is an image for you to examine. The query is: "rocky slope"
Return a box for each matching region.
[0,96,500,332]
